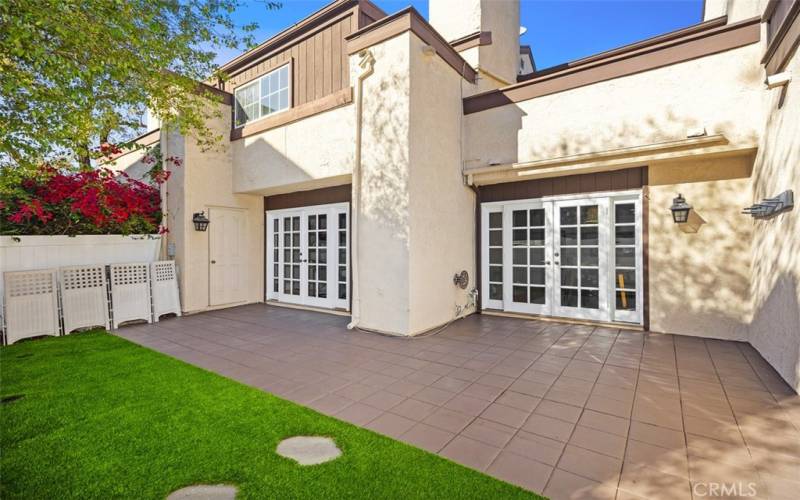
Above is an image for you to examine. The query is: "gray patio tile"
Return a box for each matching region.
[430,376,471,393]
[333,403,383,426]
[578,409,630,437]
[334,383,378,401]
[440,436,501,471]
[460,382,504,401]
[423,407,474,433]
[522,413,575,443]
[390,398,437,421]
[487,450,553,493]
[116,305,800,499]
[360,391,405,411]
[384,379,425,398]
[442,394,492,417]
[479,403,530,428]
[557,444,622,483]
[364,412,416,438]
[569,425,627,459]
[307,393,354,415]
[535,399,583,424]
[543,468,617,500]
[461,418,517,448]
[399,423,454,453]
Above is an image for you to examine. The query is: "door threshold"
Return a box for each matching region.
[481,309,644,331]
[264,300,351,317]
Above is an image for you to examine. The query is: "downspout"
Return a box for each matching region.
[347,49,376,330]
[159,129,168,259]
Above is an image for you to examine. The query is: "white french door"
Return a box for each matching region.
[481,191,642,324]
[266,203,349,310]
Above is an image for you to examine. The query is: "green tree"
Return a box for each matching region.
[0,0,279,168]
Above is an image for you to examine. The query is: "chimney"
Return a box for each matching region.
[429,0,520,87]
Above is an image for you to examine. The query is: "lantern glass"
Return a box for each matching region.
[192,212,210,232]
[670,194,692,224]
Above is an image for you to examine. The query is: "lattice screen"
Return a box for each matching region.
[109,263,152,329]
[59,265,110,333]
[3,269,60,344]
[151,261,181,321]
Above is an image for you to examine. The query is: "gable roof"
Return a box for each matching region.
[218,0,386,77]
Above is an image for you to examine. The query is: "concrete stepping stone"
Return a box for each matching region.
[167,484,238,499]
[276,436,341,465]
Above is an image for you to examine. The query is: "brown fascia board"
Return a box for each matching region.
[762,0,800,74]
[464,16,760,115]
[104,129,160,162]
[218,0,361,76]
[196,80,233,105]
[345,7,477,83]
[450,31,493,52]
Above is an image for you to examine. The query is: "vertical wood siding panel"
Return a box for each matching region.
[332,22,342,91]
[323,27,332,96]
[306,36,315,104]
[314,31,324,99]
[292,43,300,106]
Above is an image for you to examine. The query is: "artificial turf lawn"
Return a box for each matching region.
[0,331,541,499]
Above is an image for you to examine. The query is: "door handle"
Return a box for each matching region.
[211,260,216,264]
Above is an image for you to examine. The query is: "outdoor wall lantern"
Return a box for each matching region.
[192,211,210,232]
[670,194,692,224]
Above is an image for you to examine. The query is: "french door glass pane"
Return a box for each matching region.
[614,202,637,314]
[559,204,598,309]
[487,210,503,302]
[511,207,546,305]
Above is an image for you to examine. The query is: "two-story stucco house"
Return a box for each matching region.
[112,0,800,392]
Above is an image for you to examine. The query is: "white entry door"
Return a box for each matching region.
[209,207,248,306]
[266,203,349,310]
[481,191,642,324]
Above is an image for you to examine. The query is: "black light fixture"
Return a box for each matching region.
[192,211,210,231]
[670,194,692,224]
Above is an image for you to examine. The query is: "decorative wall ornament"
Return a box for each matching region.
[743,190,793,219]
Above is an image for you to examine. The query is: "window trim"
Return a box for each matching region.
[233,61,293,129]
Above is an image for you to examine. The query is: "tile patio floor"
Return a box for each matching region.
[117,304,800,500]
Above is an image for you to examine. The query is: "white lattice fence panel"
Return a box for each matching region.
[109,263,152,329]
[151,261,181,321]
[3,269,60,344]
[59,265,110,333]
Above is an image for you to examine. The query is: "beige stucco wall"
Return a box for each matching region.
[464,42,765,170]
[749,46,800,391]
[429,0,519,91]
[105,148,153,181]
[703,0,767,22]
[354,32,413,334]
[165,103,264,314]
[648,155,754,341]
[231,103,355,195]
[408,33,477,335]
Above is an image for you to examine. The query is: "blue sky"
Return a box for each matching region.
[218,0,704,70]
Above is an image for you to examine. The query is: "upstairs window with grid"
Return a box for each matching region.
[234,64,290,127]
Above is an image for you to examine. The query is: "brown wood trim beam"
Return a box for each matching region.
[450,31,493,52]
[264,184,352,210]
[464,16,760,115]
[345,7,477,83]
[763,1,800,74]
[231,87,353,141]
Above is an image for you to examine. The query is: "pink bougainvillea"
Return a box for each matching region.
[1,164,166,235]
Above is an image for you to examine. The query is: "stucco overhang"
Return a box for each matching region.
[465,135,758,186]
[344,7,477,83]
